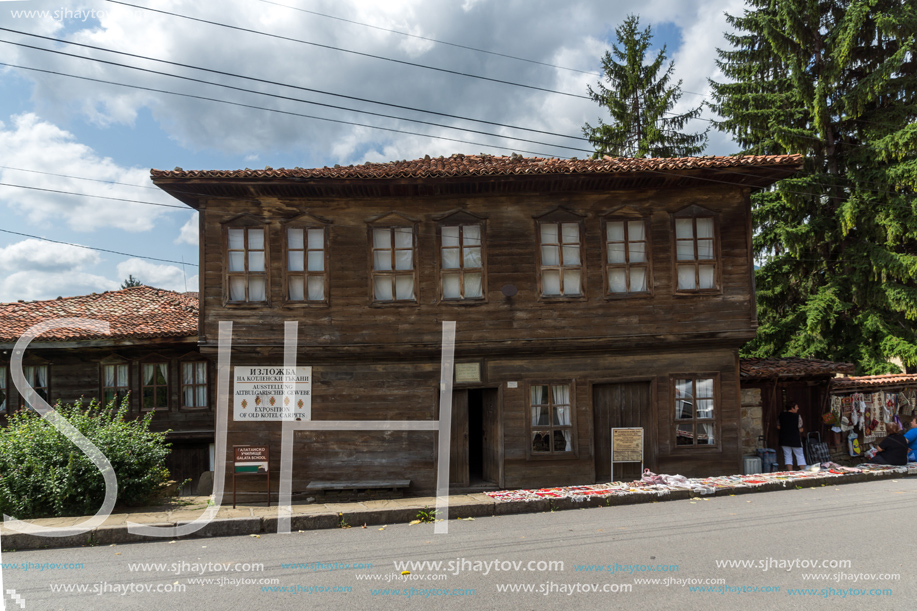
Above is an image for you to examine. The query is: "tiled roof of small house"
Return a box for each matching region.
[151,153,804,180]
[830,373,917,391]
[740,357,856,379]
[0,286,198,343]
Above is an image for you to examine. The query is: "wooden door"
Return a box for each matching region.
[449,389,469,487]
[481,388,500,485]
[593,382,652,482]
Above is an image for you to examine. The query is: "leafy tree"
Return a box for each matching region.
[121,274,143,288]
[583,14,707,158]
[709,0,917,373]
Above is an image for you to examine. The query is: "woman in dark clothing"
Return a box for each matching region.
[871,423,909,466]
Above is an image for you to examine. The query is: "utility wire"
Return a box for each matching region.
[0,28,587,143]
[0,61,559,157]
[104,0,591,100]
[0,181,188,208]
[0,228,198,266]
[0,165,160,190]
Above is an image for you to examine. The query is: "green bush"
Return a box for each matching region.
[0,397,171,519]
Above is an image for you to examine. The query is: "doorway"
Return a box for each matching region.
[593,381,652,482]
[449,388,500,488]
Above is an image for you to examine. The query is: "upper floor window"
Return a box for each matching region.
[674,376,716,447]
[372,226,416,302]
[441,224,484,300]
[539,222,583,297]
[142,363,169,411]
[606,219,650,295]
[674,216,717,291]
[102,363,129,406]
[0,366,7,414]
[181,362,208,409]
[22,365,48,408]
[227,226,267,302]
[286,226,327,303]
[530,383,574,455]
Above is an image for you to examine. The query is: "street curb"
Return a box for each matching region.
[2,469,910,552]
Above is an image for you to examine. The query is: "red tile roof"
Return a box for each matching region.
[151,153,804,181]
[0,287,198,343]
[830,374,917,391]
[740,357,856,379]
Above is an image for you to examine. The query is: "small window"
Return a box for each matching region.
[371,226,416,302]
[606,219,650,294]
[142,363,169,411]
[530,383,574,455]
[674,377,716,447]
[674,217,717,291]
[286,226,327,303]
[0,366,7,413]
[441,224,484,300]
[226,226,267,302]
[539,222,582,297]
[102,363,130,406]
[22,365,49,408]
[182,362,208,409]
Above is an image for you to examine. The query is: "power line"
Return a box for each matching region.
[0,38,589,154]
[0,228,198,266]
[0,27,587,143]
[104,0,591,100]
[0,181,188,209]
[0,61,560,157]
[0,165,160,190]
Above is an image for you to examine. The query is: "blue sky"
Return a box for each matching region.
[0,0,745,302]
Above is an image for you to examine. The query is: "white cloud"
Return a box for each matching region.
[0,271,118,303]
[176,213,199,245]
[0,239,100,272]
[116,259,197,293]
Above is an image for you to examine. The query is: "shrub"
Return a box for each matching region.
[0,396,171,519]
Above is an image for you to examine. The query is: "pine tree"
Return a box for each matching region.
[583,14,707,158]
[121,275,142,289]
[709,0,917,373]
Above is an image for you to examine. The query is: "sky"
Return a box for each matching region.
[0,0,747,302]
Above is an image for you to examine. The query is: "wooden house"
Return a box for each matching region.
[151,153,802,496]
[0,287,213,489]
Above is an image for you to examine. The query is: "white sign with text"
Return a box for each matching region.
[233,366,312,421]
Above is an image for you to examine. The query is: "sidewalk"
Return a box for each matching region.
[2,464,913,552]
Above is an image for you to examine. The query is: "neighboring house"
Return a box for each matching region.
[151,153,802,495]
[0,287,213,489]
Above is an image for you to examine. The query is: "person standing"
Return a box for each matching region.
[903,413,917,463]
[777,403,807,471]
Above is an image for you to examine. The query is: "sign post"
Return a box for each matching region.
[610,427,644,483]
[233,445,270,508]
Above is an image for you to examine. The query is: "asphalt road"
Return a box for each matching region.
[3,477,914,610]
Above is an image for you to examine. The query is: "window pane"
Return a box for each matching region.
[563,269,582,295]
[374,277,393,301]
[228,252,245,272]
[442,226,460,247]
[464,273,483,298]
[182,363,193,384]
[143,364,155,385]
[606,221,624,241]
[676,424,694,445]
[541,245,560,266]
[463,247,482,269]
[541,223,558,244]
[675,378,693,400]
[532,431,551,453]
[696,378,713,398]
[394,275,415,300]
[696,399,715,419]
[394,249,413,271]
[307,276,324,301]
[609,269,627,293]
[554,429,572,452]
[697,239,714,260]
[675,218,694,239]
[554,405,571,426]
[374,251,392,271]
[247,228,264,250]
[628,241,646,263]
[698,265,715,289]
[677,265,696,290]
[289,276,305,301]
[196,385,207,408]
[696,218,714,239]
[195,362,206,383]
[373,228,390,249]
[287,228,304,249]
[676,240,695,261]
[697,422,715,445]
[561,223,579,243]
[307,228,324,247]
[463,225,481,243]
[248,277,266,301]
[630,267,647,292]
[531,406,549,426]
[248,251,265,272]
[117,365,128,387]
[627,220,645,241]
[307,251,324,272]
[562,245,580,266]
[530,385,548,406]
[228,228,244,250]
[183,386,193,408]
[542,270,561,295]
[142,387,154,410]
[288,251,305,272]
[155,387,168,409]
[229,277,246,301]
[442,273,461,299]
[394,228,412,248]
[608,243,626,264]
[442,248,460,269]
